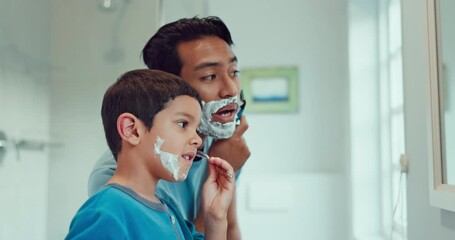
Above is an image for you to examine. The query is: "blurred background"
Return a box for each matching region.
[0,0,453,239]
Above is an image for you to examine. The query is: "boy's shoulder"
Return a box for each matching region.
[66,186,131,239]
[72,184,168,227]
[80,184,129,211]
[66,184,179,239]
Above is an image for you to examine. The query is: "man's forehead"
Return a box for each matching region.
[193,56,238,71]
[177,36,236,68]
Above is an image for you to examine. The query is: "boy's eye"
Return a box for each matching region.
[177,121,188,128]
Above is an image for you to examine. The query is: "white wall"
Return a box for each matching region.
[207,0,350,239]
[0,0,51,239]
[209,0,350,174]
[47,0,160,238]
[236,173,345,240]
[402,0,455,239]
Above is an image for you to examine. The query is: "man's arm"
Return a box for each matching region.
[87,150,117,196]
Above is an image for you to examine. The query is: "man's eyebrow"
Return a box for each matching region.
[193,56,238,71]
[230,56,238,64]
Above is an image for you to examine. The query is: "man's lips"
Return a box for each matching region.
[211,103,238,123]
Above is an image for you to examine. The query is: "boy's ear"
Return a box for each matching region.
[117,113,141,145]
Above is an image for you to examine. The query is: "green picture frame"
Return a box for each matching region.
[240,66,298,113]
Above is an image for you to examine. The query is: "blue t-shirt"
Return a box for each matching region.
[87,139,241,222]
[66,183,204,240]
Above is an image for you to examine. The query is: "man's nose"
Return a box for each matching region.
[219,75,238,98]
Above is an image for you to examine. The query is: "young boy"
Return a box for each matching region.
[66,69,235,239]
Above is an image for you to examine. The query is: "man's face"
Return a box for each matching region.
[178,36,241,126]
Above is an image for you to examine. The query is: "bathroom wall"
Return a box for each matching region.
[0,0,51,239]
[209,0,350,174]
[208,1,350,238]
[47,0,160,238]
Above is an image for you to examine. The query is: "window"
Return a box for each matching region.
[349,0,406,239]
[379,0,407,239]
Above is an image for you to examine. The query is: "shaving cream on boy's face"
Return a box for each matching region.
[197,96,240,140]
[154,136,186,181]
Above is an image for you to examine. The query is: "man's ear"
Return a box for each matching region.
[117,113,141,145]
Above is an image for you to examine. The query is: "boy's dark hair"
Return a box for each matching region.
[142,16,234,76]
[101,69,202,160]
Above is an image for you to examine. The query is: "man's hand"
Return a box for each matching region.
[208,115,250,171]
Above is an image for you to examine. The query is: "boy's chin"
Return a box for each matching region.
[166,173,188,182]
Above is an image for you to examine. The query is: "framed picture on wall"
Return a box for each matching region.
[240,66,298,113]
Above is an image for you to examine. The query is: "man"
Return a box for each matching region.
[88,16,250,239]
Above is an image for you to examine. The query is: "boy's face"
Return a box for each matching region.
[144,95,202,182]
[178,36,241,127]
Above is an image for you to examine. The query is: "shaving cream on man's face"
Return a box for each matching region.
[197,96,240,140]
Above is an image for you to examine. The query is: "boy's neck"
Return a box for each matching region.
[109,153,161,203]
[108,175,160,203]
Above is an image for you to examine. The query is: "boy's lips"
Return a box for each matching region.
[211,103,238,123]
[182,152,196,162]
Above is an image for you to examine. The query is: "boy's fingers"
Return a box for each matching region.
[208,157,234,180]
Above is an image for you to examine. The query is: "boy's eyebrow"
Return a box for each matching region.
[193,56,237,71]
[177,112,197,121]
[178,111,202,127]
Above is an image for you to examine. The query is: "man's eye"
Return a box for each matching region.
[232,70,240,78]
[177,121,188,128]
[202,74,216,81]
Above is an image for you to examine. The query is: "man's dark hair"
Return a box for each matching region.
[142,16,234,76]
[101,69,202,160]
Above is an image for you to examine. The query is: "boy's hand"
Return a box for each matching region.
[202,157,235,221]
[208,115,250,171]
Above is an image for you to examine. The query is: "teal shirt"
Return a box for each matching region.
[87,138,241,222]
[67,183,204,239]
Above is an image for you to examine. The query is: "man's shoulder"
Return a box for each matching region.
[87,150,117,196]
[92,150,117,171]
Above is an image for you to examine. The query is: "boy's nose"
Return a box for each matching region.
[191,132,203,148]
